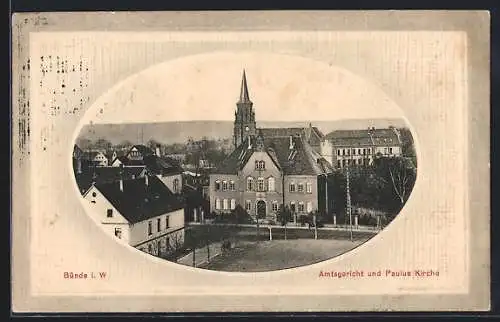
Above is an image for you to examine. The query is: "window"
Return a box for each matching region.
[342,149,345,156]
[229,180,235,191]
[92,192,97,197]
[268,177,275,192]
[215,198,221,210]
[337,149,341,156]
[337,160,341,168]
[257,177,265,191]
[166,216,170,229]
[384,147,388,154]
[298,183,304,193]
[114,227,122,239]
[290,201,296,213]
[353,149,356,155]
[247,177,254,191]
[298,202,305,212]
[289,182,296,192]
[223,199,229,210]
[148,244,152,253]
[389,147,393,154]
[272,201,278,212]
[363,148,366,155]
[166,237,170,249]
[215,180,221,191]
[306,201,313,213]
[255,160,259,170]
[368,148,372,155]
[230,199,236,210]
[148,221,152,235]
[306,182,312,193]
[245,200,252,211]
[222,181,228,191]
[259,161,265,170]
[173,178,179,193]
[157,218,161,232]
[107,209,113,218]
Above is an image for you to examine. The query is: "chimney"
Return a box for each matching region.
[119,179,124,192]
[289,135,294,149]
[155,145,161,157]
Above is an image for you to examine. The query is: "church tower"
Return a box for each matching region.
[233,70,257,149]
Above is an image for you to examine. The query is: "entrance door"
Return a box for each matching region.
[256,200,266,219]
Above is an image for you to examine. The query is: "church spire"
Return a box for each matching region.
[238,69,252,104]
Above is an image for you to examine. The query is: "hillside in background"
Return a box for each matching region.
[76,118,408,145]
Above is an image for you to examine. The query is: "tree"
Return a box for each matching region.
[93,138,112,151]
[147,139,162,152]
[374,157,416,206]
[276,205,292,240]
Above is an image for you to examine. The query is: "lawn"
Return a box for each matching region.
[198,238,369,272]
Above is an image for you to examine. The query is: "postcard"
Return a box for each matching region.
[11,11,490,312]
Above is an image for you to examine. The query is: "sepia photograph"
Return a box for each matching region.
[11,11,489,313]
[73,62,418,272]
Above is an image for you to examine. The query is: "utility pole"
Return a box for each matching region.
[346,155,353,242]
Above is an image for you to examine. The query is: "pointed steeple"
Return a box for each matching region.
[238,69,252,104]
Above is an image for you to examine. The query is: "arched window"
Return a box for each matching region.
[259,161,265,170]
[257,177,265,191]
[222,180,228,191]
[229,180,235,191]
[268,177,275,192]
[247,177,254,191]
[173,178,179,193]
[290,201,296,213]
[215,180,221,191]
[215,198,221,210]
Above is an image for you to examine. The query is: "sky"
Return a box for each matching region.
[82,51,406,125]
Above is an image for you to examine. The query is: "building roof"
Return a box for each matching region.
[259,126,324,146]
[92,176,184,224]
[81,151,105,160]
[128,144,155,157]
[325,128,402,147]
[214,134,332,176]
[74,166,146,194]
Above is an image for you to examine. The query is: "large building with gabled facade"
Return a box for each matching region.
[211,71,334,221]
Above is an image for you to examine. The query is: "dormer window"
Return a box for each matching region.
[107,209,113,218]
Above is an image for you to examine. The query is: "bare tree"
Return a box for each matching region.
[376,157,417,206]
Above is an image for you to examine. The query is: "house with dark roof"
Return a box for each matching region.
[114,144,184,194]
[209,130,333,222]
[83,175,185,257]
[74,165,147,195]
[320,127,403,169]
